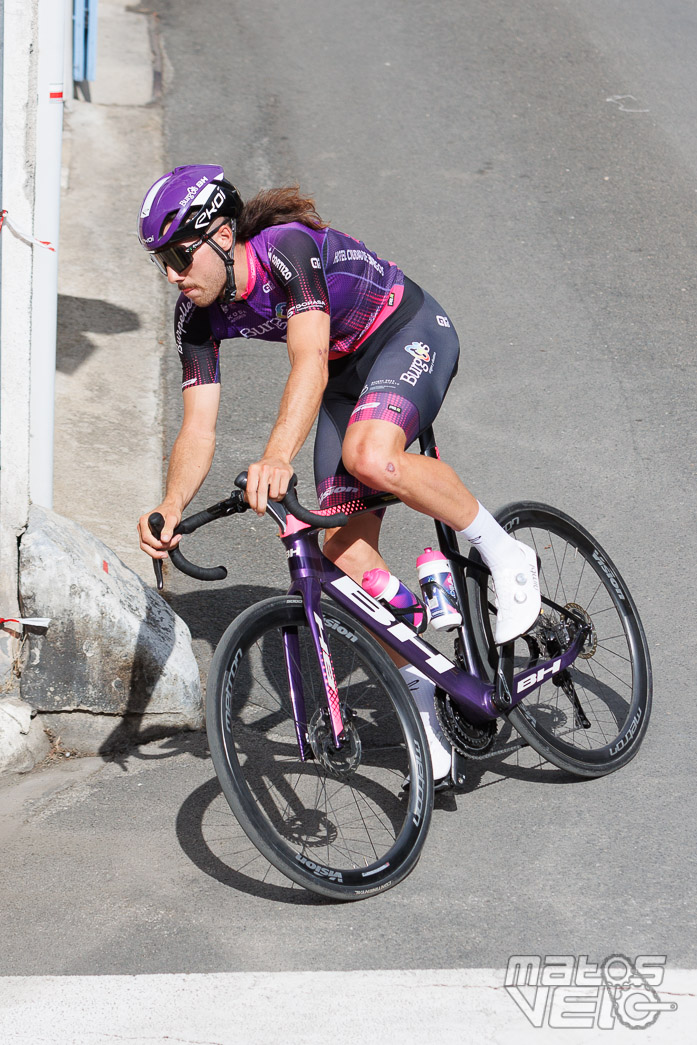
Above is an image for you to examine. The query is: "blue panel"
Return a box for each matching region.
[73,1,98,82]
[85,0,99,82]
[73,0,86,82]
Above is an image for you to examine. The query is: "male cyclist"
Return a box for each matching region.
[137,165,540,783]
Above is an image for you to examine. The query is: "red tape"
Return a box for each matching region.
[0,209,56,252]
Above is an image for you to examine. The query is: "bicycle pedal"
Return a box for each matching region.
[402,772,466,794]
[450,751,468,790]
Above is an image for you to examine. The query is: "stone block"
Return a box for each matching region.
[0,697,51,773]
[18,506,202,730]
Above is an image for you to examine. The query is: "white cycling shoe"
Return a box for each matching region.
[491,541,541,645]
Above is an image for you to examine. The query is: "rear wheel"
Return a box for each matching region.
[206,597,434,900]
[467,503,652,777]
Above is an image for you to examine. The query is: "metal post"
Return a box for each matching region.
[29,0,65,507]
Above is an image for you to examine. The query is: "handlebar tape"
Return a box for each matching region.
[168,545,227,583]
[147,510,227,586]
[234,471,348,528]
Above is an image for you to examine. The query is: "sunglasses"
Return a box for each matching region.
[148,220,230,276]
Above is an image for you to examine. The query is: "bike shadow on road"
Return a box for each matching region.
[176,774,331,906]
[173,736,587,905]
[430,730,590,814]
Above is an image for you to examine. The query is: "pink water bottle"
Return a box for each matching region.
[362,569,424,631]
[416,548,462,630]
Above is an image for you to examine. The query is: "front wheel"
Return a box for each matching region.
[206,597,434,900]
[467,503,652,777]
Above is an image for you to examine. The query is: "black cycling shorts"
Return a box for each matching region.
[315,278,460,509]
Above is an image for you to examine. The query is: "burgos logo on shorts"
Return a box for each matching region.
[400,342,431,386]
[404,341,430,363]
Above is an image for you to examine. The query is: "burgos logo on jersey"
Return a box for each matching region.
[400,342,433,386]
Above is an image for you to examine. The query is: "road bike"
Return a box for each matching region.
[149,426,652,901]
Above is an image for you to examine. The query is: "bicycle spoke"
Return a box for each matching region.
[468,503,651,776]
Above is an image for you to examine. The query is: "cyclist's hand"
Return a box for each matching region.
[137,504,182,559]
[246,456,293,515]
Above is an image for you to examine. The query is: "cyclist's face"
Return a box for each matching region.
[162,223,231,307]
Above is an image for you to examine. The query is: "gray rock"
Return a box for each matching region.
[0,697,51,773]
[0,633,16,695]
[18,506,202,738]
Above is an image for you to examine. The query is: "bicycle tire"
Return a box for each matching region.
[206,596,434,900]
[466,502,652,777]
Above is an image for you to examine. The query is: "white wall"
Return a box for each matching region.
[0,0,38,690]
[0,0,67,690]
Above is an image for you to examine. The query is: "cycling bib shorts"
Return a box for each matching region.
[315,279,459,509]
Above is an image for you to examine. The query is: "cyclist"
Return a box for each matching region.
[137,165,540,783]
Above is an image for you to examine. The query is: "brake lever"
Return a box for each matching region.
[147,512,165,591]
[234,471,288,529]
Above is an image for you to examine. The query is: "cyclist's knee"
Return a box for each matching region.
[342,426,404,492]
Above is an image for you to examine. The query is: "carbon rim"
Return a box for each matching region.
[207,599,432,894]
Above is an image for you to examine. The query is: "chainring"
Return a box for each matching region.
[434,687,497,759]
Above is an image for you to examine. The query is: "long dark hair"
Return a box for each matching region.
[236,186,328,240]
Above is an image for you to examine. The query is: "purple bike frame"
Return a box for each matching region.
[279,518,587,759]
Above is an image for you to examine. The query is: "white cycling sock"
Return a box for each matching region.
[459,502,518,569]
[399,665,452,780]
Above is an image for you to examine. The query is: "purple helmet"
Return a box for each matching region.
[138,164,243,250]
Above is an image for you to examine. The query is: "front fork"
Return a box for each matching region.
[282,577,346,761]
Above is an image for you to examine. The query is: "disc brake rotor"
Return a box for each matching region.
[307,706,362,780]
[563,602,597,659]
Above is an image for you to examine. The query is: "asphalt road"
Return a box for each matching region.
[4,0,695,989]
[137,0,696,967]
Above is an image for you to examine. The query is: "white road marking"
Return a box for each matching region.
[0,968,694,1044]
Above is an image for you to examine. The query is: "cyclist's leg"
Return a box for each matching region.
[314,388,389,583]
[339,290,471,526]
[314,371,452,781]
[340,289,540,644]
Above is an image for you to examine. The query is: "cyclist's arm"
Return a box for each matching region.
[138,383,220,558]
[246,310,330,514]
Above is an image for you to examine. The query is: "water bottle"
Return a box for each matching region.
[362,568,425,631]
[416,548,462,630]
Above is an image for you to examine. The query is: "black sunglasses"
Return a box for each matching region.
[149,221,230,275]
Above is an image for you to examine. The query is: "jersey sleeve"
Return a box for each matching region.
[266,227,330,319]
[174,295,220,389]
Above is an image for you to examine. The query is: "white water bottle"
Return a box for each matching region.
[416,548,462,630]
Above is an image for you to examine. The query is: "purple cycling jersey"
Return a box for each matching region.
[175,223,404,388]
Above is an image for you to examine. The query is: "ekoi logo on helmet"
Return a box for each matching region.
[404,341,431,363]
[193,187,227,229]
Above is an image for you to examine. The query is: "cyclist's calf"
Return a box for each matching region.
[322,514,386,585]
